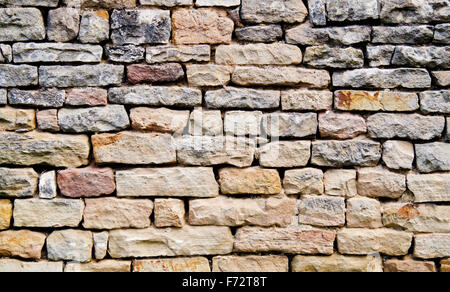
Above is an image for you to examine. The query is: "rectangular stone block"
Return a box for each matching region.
[108,226,233,258]
[335,90,419,112]
[1,0,59,6]
[0,230,46,260]
[8,88,65,108]
[407,173,450,203]
[283,168,324,195]
[357,167,406,199]
[0,65,38,87]
[0,107,35,132]
[65,260,131,273]
[186,64,231,87]
[292,254,383,272]
[414,234,450,259]
[205,87,280,109]
[213,255,289,272]
[219,167,282,195]
[392,46,449,69]
[116,167,219,198]
[326,0,379,22]
[133,258,210,272]
[416,142,450,173]
[0,89,6,105]
[241,0,308,23]
[47,229,93,263]
[0,200,12,230]
[372,25,434,44]
[259,141,311,168]
[0,8,45,41]
[146,45,210,64]
[0,259,63,273]
[298,195,346,227]
[13,43,102,63]
[262,112,317,138]
[384,259,436,273]
[0,168,38,198]
[304,46,364,68]
[420,90,450,114]
[131,107,189,134]
[281,90,333,111]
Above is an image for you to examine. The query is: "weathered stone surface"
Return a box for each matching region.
[213,255,289,272]
[47,8,80,42]
[0,230,46,260]
[219,167,281,195]
[111,9,171,45]
[224,111,262,136]
[420,90,450,114]
[333,69,431,89]
[380,0,450,24]
[304,46,364,69]
[128,64,184,84]
[57,167,115,198]
[298,195,346,227]
[39,65,123,88]
[78,10,109,43]
[324,169,357,198]
[93,232,108,260]
[335,90,419,112]
[372,25,434,44]
[36,109,60,132]
[441,259,450,272]
[92,132,176,165]
[234,226,335,254]
[292,254,383,272]
[0,200,12,230]
[232,66,330,88]
[286,23,371,46]
[0,89,6,105]
[109,226,233,258]
[0,107,35,132]
[347,197,382,228]
[196,0,239,6]
[357,167,406,199]
[392,46,450,68]
[1,0,59,6]
[9,88,65,108]
[140,0,192,7]
[13,198,84,228]
[134,257,210,272]
[84,198,153,230]
[416,142,450,173]
[281,90,332,111]
[0,259,63,273]
[216,43,302,65]
[367,45,396,67]
[235,25,283,43]
[154,199,185,228]
[337,228,413,256]
[65,260,131,272]
[146,45,210,63]
[259,141,311,168]
[0,8,45,42]
[39,171,57,199]
[308,0,326,25]
[384,259,436,273]
[106,45,145,63]
[434,23,450,44]
[0,65,38,87]
[205,87,280,109]
[262,112,317,138]
[382,141,414,170]
[326,0,379,22]
[66,88,108,106]
[284,168,324,195]
[58,105,129,133]
[0,132,90,168]
[414,234,450,259]
[109,86,202,107]
[189,196,295,227]
[383,203,450,233]
[116,167,219,197]
[319,112,366,140]
[311,139,382,167]
[408,173,450,203]
[176,136,255,168]
[432,71,450,87]
[131,107,188,134]
[172,8,234,44]
[13,43,102,63]
[367,113,445,140]
[82,0,136,8]
[241,0,307,23]
[0,168,38,198]
[186,64,231,87]
[47,230,93,262]
[0,44,12,63]
[189,109,223,136]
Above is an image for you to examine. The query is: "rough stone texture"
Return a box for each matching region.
[308,0,327,26]
[298,195,346,227]
[408,173,450,203]
[0,168,38,198]
[420,90,450,114]
[441,259,450,272]
[189,109,223,136]
[384,259,437,273]
[347,197,382,229]
[133,257,210,272]
[0,89,6,105]
[0,200,12,230]
[367,114,445,140]
[282,90,333,111]
[292,254,383,272]
[13,198,84,228]
[392,46,450,68]
[127,63,184,84]
[83,198,153,230]
[36,110,60,132]
[324,169,357,198]
[106,45,145,63]
[65,260,131,272]
[382,141,414,170]
[219,167,282,195]
[0,230,46,260]
[0,107,35,132]
[47,8,80,42]
[372,25,434,44]
[109,226,233,258]
[335,90,419,112]
[189,196,295,227]
[47,230,93,263]
[0,259,63,273]
[66,88,108,107]
[93,232,108,260]
[0,131,90,168]
[380,0,450,24]
[154,199,185,228]
[319,112,366,139]
[259,141,311,168]
[416,142,450,173]
[186,64,231,87]
[241,0,308,23]
[235,25,283,43]
[357,167,406,199]
[224,111,262,136]
[82,0,136,8]
[146,45,210,63]
[283,168,324,195]
[78,10,110,44]
[262,112,317,138]
[13,43,102,63]
[434,23,450,44]
[337,229,413,256]
[116,167,218,198]
[130,107,189,134]
[172,8,234,44]
[367,45,396,67]
[414,234,450,259]
[213,256,289,272]
[57,167,115,198]
[0,8,45,42]
[111,9,171,45]
[304,46,364,69]
[92,132,176,165]
[326,0,379,22]
[205,87,280,109]
[0,65,38,87]
[234,226,336,255]
[9,88,65,108]
[39,171,57,199]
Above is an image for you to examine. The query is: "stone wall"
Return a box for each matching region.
[0,0,449,272]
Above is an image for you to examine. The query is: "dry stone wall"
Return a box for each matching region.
[0,0,449,273]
